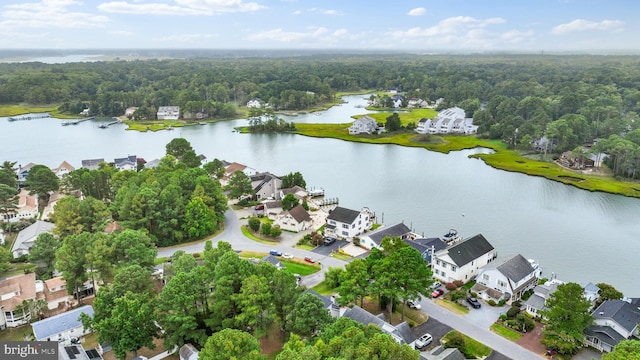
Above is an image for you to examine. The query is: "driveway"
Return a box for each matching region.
[312,239,346,255]
[462,301,508,329]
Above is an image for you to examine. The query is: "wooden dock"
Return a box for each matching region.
[8,112,51,121]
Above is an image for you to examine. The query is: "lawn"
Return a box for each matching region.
[312,281,337,295]
[0,104,78,119]
[239,251,269,259]
[490,323,522,341]
[330,252,351,261]
[280,259,320,276]
[294,244,315,251]
[434,299,469,315]
[241,226,280,244]
[442,330,492,358]
[361,298,428,327]
[0,325,33,342]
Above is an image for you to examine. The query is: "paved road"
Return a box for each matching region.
[157,209,347,287]
[418,298,544,360]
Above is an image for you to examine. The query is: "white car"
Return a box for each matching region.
[282,252,293,259]
[430,282,442,289]
[414,333,433,350]
[407,299,422,310]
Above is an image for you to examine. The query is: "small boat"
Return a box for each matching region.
[99,123,108,129]
[441,229,462,244]
[166,126,174,130]
[71,120,79,125]
[8,117,16,121]
[198,122,206,125]
[61,121,70,126]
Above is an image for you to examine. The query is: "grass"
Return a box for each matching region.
[312,281,337,295]
[238,251,269,259]
[330,252,352,261]
[490,323,523,341]
[442,330,492,358]
[0,104,78,119]
[154,257,168,265]
[280,259,320,276]
[241,226,280,244]
[434,299,469,315]
[357,108,438,126]
[2,263,38,278]
[361,298,428,327]
[0,324,33,341]
[82,332,99,349]
[294,244,315,251]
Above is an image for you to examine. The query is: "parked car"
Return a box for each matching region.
[431,288,444,298]
[304,256,315,263]
[430,282,442,289]
[323,237,337,246]
[282,252,293,259]
[414,333,433,350]
[269,249,282,256]
[407,299,422,310]
[254,204,265,210]
[466,297,481,309]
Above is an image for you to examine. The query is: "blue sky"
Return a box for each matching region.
[1,0,638,51]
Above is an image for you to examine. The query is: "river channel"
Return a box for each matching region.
[1,95,639,296]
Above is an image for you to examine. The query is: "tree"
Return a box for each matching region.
[51,196,111,237]
[28,232,60,280]
[183,197,217,240]
[0,161,17,188]
[281,193,298,211]
[388,246,433,321]
[0,246,11,273]
[199,329,265,360]
[109,229,157,269]
[24,164,59,202]
[227,171,253,200]
[324,267,344,288]
[275,334,322,360]
[603,340,640,360]
[0,183,18,221]
[232,275,274,334]
[166,138,193,160]
[281,171,306,189]
[596,282,623,307]
[337,259,370,307]
[111,265,154,297]
[56,232,93,301]
[286,292,334,337]
[261,223,272,236]
[541,282,594,356]
[269,224,282,237]
[203,158,225,179]
[14,298,47,323]
[248,216,261,232]
[385,112,402,132]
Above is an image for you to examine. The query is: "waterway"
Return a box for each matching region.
[1,95,639,295]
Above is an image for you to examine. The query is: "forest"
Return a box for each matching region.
[3,54,640,177]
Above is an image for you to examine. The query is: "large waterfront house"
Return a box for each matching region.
[348,115,378,135]
[81,158,105,170]
[156,106,180,120]
[52,161,75,178]
[114,155,137,171]
[357,222,415,250]
[273,204,312,233]
[250,172,281,200]
[16,162,36,183]
[404,237,449,264]
[432,234,497,283]
[524,279,600,318]
[585,297,640,353]
[471,254,542,304]
[11,220,55,258]
[415,107,478,135]
[222,162,260,186]
[246,98,263,108]
[325,206,373,239]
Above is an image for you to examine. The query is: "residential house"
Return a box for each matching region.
[52,161,75,178]
[43,276,73,311]
[246,98,263,108]
[581,282,601,305]
[420,346,467,360]
[264,201,283,221]
[279,185,307,201]
[0,273,43,329]
[59,343,104,360]
[404,237,448,264]
[11,220,55,258]
[222,162,259,186]
[124,106,138,118]
[325,206,373,239]
[17,162,37,182]
[415,118,433,134]
[524,281,560,318]
[471,254,541,304]
[273,204,312,233]
[43,190,82,221]
[261,255,284,270]
[144,158,160,169]
[432,234,497,283]
[358,222,415,250]
[157,106,180,120]
[179,344,199,360]
[391,94,406,108]
[585,297,640,352]
[2,188,38,223]
[81,158,105,170]
[407,98,428,109]
[114,155,137,171]
[32,305,94,342]
[348,115,378,135]
[341,305,414,345]
[250,172,282,200]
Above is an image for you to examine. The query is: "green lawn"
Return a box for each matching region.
[280,259,320,276]
[442,330,492,358]
[294,244,315,251]
[490,323,523,341]
[0,325,33,342]
[241,226,280,244]
[330,252,351,261]
[312,281,337,295]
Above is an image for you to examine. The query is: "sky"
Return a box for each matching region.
[1,0,639,52]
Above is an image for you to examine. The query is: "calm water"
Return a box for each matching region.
[1,95,639,295]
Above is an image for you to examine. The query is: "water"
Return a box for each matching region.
[1,95,639,295]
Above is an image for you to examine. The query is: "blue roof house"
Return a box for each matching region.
[32,305,94,343]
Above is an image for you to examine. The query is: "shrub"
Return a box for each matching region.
[512,300,522,307]
[470,292,478,298]
[521,289,533,301]
[507,306,521,319]
[450,289,467,302]
[269,225,282,237]
[453,280,464,288]
[248,216,261,232]
[498,299,506,306]
[408,321,416,328]
[261,223,272,236]
[499,314,507,321]
[487,299,496,306]
[445,282,457,291]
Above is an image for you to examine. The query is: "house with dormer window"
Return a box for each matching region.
[325,206,373,239]
[471,254,542,304]
[432,234,497,283]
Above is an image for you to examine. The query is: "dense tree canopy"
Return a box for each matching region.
[24,164,59,202]
[603,340,640,360]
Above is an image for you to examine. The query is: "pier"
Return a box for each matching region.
[99,118,121,128]
[62,117,95,126]
[7,112,51,121]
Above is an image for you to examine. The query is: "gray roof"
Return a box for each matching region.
[592,298,640,333]
[367,223,412,246]
[496,254,535,282]
[585,325,626,348]
[581,282,600,293]
[179,344,199,360]
[261,255,283,268]
[445,234,494,267]
[144,159,160,169]
[524,293,547,311]
[114,155,136,165]
[326,206,361,224]
[12,220,55,253]
[420,345,466,360]
[342,305,413,344]
[411,238,448,252]
[533,283,558,298]
[32,305,94,341]
[305,289,333,309]
[81,159,104,170]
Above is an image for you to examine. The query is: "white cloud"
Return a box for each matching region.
[292,10,301,15]
[1,0,109,28]
[407,7,426,16]
[111,30,133,36]
[98,0,265,15]
[155,33,219,42]
[292,7,343,16]
[389,16,506,38]
[552,19,624,34]
[247,26,348,45]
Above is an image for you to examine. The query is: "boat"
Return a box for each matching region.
[441,229,462,244]
[166,126,174,130]
[308,188,325,197]
[71,120,79,125]
[99,123,108,129]
[61,121,70,126]
[8,117,15,121]
[198,122,206,125]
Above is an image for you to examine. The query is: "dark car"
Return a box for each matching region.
[269,249,282,256]
[431,288,444,298]
[466,297,481,309]
[254,204,265,210]
[323,237,337,246]
[304,256,316,263]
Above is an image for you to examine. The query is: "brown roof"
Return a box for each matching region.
[225,162,246,174]
[55,161,75,173]
[0,273,37,311]
[18,189,37,210]
[44,277,66,290]
[288,205,312,223]
[104,221,122,234]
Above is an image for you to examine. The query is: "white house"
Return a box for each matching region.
[124,106,138,118]
[52,161,75,178]
[2,189,38,223]
[80,158,104,170]
[16,162,36,183]
[471,254,542,304]
[358,222,415,250]
[432,234,497,283]
[348,116,378,135]
[524,281,560,318]
[585,298,640,353]
[279,185,307,201]
[114,155,137,171]
[250,172,282,201]
[157,106,180,120]
[263,201,283,221]
[415,118,432,134]
[325,206,373,239]
[0,273,41,329]
[273,205,312,233]
[11,220,55,258]
[222,162,260,186]
[407,98,428,109]
[246,98,263,108]
[43,276,73,311]
[31,305,94,343]
[415,107,478,135]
